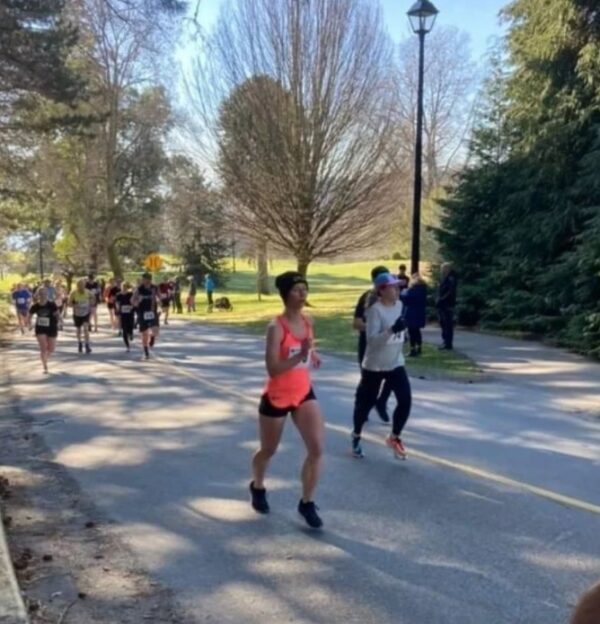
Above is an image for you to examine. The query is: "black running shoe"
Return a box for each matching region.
[249,481,269,514]
[351,433,364,459]
[298,500,323,529]
[85,344,92,354]
[78,342,83,353]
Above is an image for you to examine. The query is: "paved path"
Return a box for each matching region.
[3,317,600,623]
[424,326,600,417]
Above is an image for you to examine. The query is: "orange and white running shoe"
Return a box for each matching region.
[386,435,407,460]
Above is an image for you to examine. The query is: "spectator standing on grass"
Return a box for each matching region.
[187,277,197,313]
[205,273,215,312]
[436,262,458,350]
[172,276,183,314]
[397,264,410,291]
[400,273,427,357]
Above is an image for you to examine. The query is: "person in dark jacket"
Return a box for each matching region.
[400,273,428,357]
[436,263,458,350]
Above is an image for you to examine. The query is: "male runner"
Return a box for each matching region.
[69,279,94,353]
[133,272,160,360]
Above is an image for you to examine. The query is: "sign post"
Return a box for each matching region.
[144,253,163,282]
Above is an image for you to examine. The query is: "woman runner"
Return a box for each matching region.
[158,278,172,325]
[29,287,59,374]
[250,271,325,529]
[116,282,135,352]
[106,278,121,333]
[69,279,94,354]
[351,272,412,460]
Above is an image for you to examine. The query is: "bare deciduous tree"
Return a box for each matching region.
[392,26,478,194]
[187,0,399,275]
[389,26,478,259]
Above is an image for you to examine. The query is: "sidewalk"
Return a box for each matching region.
[423,326,600,417]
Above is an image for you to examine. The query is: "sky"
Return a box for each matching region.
[191,0,509,59]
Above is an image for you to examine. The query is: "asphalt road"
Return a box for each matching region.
[5,315,600,623]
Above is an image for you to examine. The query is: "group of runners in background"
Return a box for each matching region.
[9,272,192,373]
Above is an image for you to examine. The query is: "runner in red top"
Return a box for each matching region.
[158,279,172,325]
[250,271,325,529]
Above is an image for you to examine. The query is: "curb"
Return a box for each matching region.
[0,346,29,624]
[0,501,29,624]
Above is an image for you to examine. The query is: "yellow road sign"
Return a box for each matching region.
[144,253,163,272]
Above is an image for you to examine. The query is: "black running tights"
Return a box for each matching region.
[121,315,134,348]
[353,367,412,437]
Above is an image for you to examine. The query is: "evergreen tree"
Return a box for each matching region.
[437,0,600,356]
[0,0,82,108]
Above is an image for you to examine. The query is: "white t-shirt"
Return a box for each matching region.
[362,300,405,371]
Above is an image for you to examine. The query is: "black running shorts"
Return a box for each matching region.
[73,314,90,328]
[259,387,317,418]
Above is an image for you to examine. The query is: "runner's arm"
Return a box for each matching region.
[305,315,322,369]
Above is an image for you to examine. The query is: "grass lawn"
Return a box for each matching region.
[184,259,482,381]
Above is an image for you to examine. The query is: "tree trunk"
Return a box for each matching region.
[257,239,270,298]
[89,250,99,275]
[107,241,123,279]
[296,257,310,277]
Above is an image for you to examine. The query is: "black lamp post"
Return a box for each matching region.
[407,0,438,275]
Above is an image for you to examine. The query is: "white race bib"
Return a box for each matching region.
[120,305,132,313]
[16,298,25,305]
[143,311,155,321]
[36,317,50,327]
[288,346,310,369]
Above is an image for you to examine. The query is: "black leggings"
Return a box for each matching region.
[121,315,135,348]
[353,367,412,437]
[408,327,422,349]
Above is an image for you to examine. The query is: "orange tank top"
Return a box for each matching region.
[264,315,312,408]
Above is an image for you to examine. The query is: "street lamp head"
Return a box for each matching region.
[407,0,439,34]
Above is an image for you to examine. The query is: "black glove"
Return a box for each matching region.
[391,316,405,334]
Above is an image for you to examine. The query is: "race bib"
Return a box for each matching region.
[288,346,310,368]
[387,332,404,344]
[75,304,89,316]
[36,317,50,327]
[120,305,132,313]
[16,298,25,305]
[143,311,155,321]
